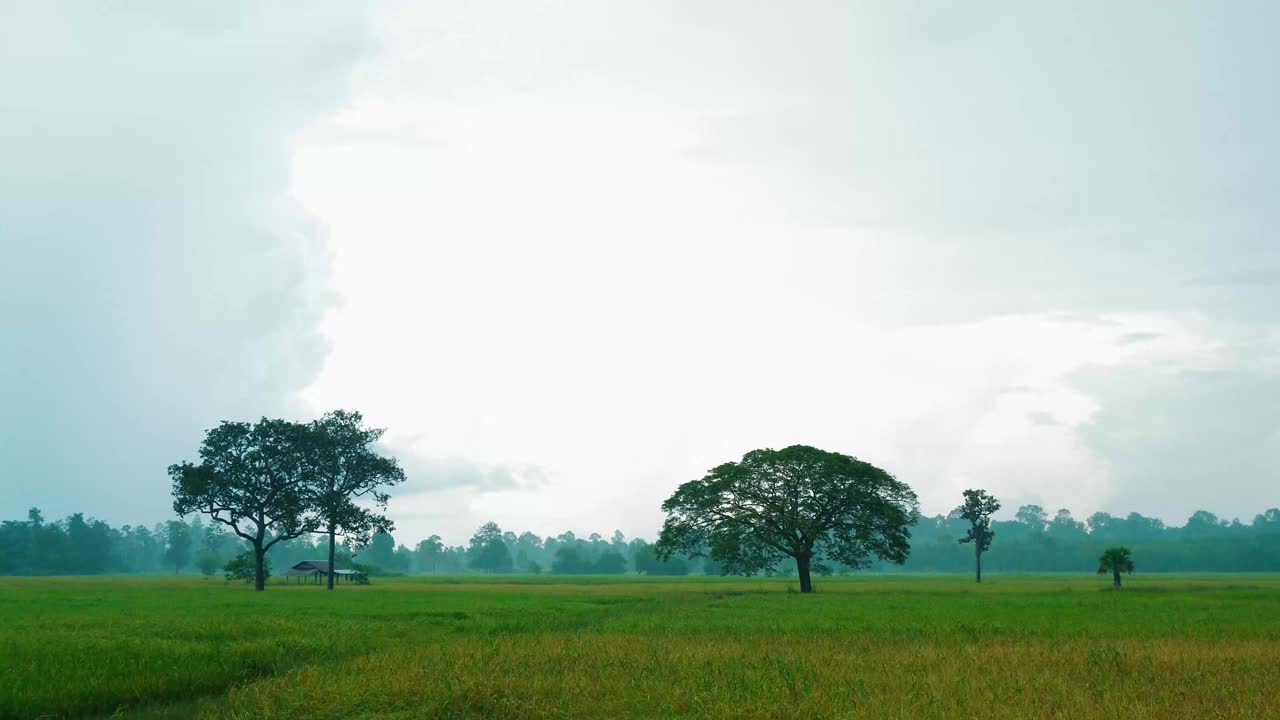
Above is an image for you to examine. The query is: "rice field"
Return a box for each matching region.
[3,574,1279,719]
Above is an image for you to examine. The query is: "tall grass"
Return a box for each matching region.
[2,574,1278,719]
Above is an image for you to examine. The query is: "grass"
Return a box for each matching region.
[2,574,1279,719]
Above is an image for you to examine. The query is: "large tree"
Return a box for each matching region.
[170,419,320,591]
[958,489,1000,584]
[308,410,406,590]
[359,530,397,571]
[468,522,513,573]
[416,534,444,575]
[655,445,918,593]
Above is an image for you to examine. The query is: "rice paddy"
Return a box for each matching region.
[3,574,1279,719]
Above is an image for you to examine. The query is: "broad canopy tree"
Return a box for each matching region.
[171,411,406,591]
[468,522,513,573]
[957,488,1000,584]
[655,445,919,593]
[416,534,445,575]
[170,419,320,591]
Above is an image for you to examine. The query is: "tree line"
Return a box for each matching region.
[7,503,1280,579]
[6,437,1278,586]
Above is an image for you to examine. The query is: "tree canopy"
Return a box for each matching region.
[655,445,918,592]
[1098,546,1135,589]
[308,410,406,590]
[170,418,322,591]
[468,522,513,573]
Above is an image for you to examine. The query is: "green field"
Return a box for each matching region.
[3,575,1279,719]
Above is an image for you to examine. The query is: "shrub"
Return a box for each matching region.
[224,552,270,584]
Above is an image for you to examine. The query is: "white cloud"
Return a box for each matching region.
[0,1,376,521]
[4,1,1277,544]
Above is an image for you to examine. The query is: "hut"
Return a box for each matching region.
[282,560,364,585]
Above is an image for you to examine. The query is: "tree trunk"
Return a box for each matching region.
[1113,569,1122,589]
[327,524,337,591]
[975,547,982,584]
[796,554,813,593]
[253,547,266,592]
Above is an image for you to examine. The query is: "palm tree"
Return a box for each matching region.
[1097,547,1135,589]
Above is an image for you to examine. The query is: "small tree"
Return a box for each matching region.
[957,489,1000,583]
[1097,546,1135,589]
[171,419,320,591]
[655,445,918,593]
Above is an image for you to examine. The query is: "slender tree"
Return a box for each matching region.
[162,520,193,574]
[958,489,1000,583]
[308,410,406,590]
[1097,546,1135,589]
[170,419,320,591]
[416,535,444,575]
[655,445,918,593]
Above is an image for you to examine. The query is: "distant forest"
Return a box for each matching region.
[4,505,1280,577]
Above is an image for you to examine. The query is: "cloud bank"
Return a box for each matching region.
[0,2,374,521]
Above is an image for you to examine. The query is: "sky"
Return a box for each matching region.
[3,1,1278,545]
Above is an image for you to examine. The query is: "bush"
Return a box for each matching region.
[195,552,221,577]
[351,563,373,584]
[223,552,270,584]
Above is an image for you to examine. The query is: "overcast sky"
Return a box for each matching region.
[3,1,1278,545]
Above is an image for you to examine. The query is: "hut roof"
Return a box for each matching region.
[282,560,356,576]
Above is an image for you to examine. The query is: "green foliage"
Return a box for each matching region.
[170,412,406,591]
[957,488,1000,583]
[1099,546,1136,587]
[1098,547,1136,574]
[170,419,321,590]
[224,552,270,584]
[358,531,397,570]
[958,488,1001,553]
[8,503,1280,579]
[656,445,918,592]
[350,563,373,584]
[551,545,588,574]
[195,552,222,577]
[163,520,193,573]
[593,550,627,574]
[416,534,444,574]
[468,522,513,573]
[308,410,406,589]
[632,540,690,575]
